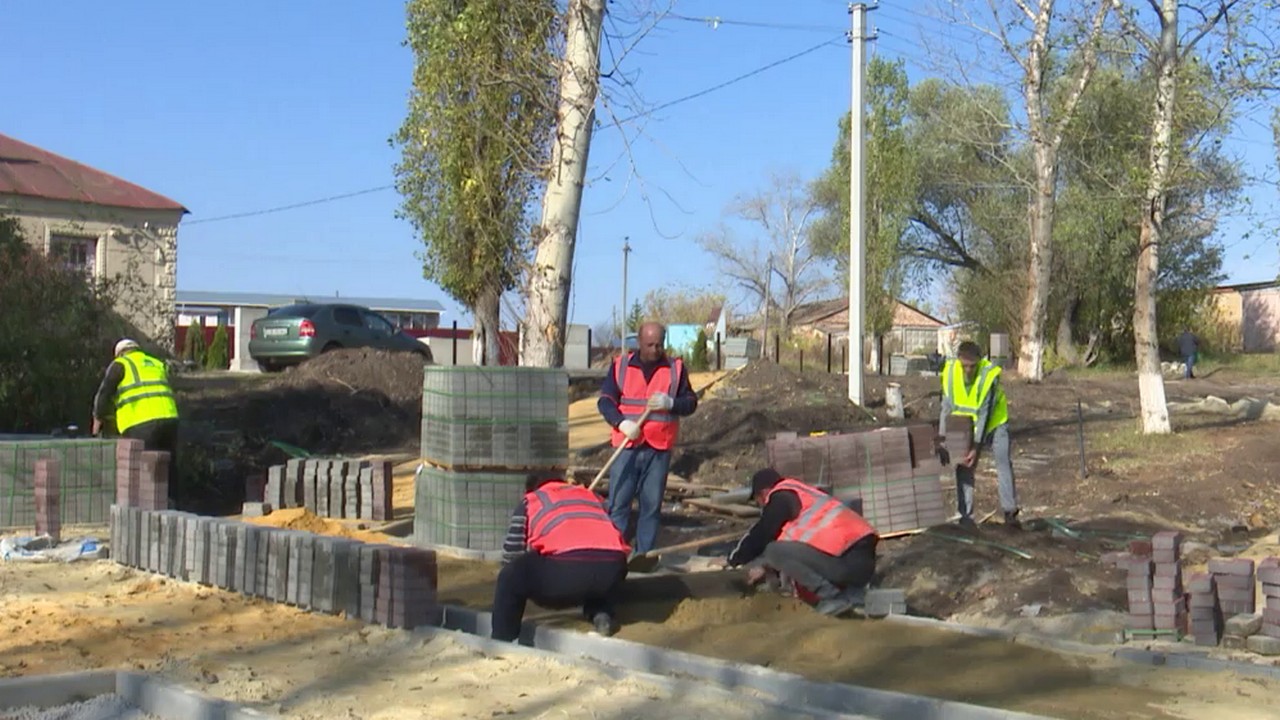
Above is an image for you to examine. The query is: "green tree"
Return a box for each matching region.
[625,300,643,335]
[689,328,710,371]
[393,0,558,366]
[183,317,207,367]
[0,216,129,432]
[205,321,230,370]
[810,57,918,347]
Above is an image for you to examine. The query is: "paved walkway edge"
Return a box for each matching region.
[0,670,274,719]
[884,613,1280,681]
[437,604,1053,720]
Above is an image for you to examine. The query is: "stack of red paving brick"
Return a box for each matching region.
[1186,571,1220,646]
[34,458,61,543]
[1104,533,1186,640]
[1209,558,1256,617]
[114,439,170,510]
[1150,531,1187,635]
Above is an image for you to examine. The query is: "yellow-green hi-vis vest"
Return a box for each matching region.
[941,357,1008,439]
[113,350,178,433]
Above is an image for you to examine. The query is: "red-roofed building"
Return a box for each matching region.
[0,133,187,350]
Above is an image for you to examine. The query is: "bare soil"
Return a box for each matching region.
[155,357,1280,717]
[0,562,837,720]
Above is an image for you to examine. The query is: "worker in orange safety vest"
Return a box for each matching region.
[492,471,631,641]
[597,321,698,555]
[722,469,879,617]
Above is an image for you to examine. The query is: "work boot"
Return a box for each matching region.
[590,612,617,637]
[1004,509,1022,530]
[814,596,855,617]
[839,586,867,607]
[957,516,978,531]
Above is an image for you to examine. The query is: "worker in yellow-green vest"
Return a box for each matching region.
[92,339,180,504]
[939,341,1020,530]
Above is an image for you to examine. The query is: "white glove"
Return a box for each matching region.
[618,419,641,440]
[647,392,674,411]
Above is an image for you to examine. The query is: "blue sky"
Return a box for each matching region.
[2,0,1275,329]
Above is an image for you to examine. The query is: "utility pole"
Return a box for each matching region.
[621,237,632,336]
[761,254,773,359]
[846,3,871,406]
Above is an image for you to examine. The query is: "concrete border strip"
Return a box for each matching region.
[438,604,1054,720]
[411,623,875,720]
[884,613,1280,681]
[0,671,275,719]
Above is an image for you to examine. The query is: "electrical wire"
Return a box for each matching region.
[184,185,393,225]
[606,35,847,127]
[663,12,845,34]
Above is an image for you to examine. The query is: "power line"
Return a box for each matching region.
[184,185,394,225]
[663,12,845,34]
[607,35,845,127]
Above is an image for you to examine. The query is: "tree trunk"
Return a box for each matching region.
[472,284,502,366]
[1056,296,1080,365]
[521,0,606,367]
[1017,156,1057,382]
[1134,0,1179,435]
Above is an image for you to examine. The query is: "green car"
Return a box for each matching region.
[248,303,432,372]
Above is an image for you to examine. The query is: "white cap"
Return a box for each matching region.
[114,339,140,356]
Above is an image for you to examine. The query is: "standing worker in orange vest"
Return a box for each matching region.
[597,321,698,555]
[940,340,1020,530]
[722,469,879,617]
[492,471,631,641]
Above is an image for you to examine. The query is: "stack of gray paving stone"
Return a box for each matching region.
[416,367,568,555]
[108,506,438,629]
[864,589,907,618]
[0,438,118,528]
[263,458,390,520]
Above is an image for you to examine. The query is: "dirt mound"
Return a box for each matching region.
[270,348,430,406]
[244,507,395,544]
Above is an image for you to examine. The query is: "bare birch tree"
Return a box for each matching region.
[698,172,830,335]
[1110,0,1279,433]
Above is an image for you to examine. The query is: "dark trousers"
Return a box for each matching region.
[492,551,628,642]
[124,418,179,503]
[759,536,877,601]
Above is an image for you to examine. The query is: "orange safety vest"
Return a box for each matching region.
[607,353,683,451]
[767,478,876,557]
[525,482,630,556]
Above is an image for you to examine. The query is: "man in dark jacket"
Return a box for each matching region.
[1177,328,1200,379]
[724,469,879,617]
[493,471,630,641]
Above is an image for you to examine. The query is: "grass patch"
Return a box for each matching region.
[1091,424,1216,471]
[1198,352,1280,377]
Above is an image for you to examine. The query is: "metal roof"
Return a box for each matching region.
[176,290,446,313]
[0,133,187,212]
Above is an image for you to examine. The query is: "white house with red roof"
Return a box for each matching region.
[0,133,187,351]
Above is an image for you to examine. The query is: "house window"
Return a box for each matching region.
[50,234,97,277]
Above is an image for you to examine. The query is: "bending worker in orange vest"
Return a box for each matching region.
[597,322,698,555]
[724,469,879,617]
[492,471,631,641]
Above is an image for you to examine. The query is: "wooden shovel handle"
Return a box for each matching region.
[587,407,653,492]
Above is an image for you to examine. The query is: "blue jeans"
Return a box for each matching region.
[1184,355,1195,379]
[607,444,671,555]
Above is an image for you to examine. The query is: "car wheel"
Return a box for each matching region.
[321,342,342,354]
[256,360,281,373]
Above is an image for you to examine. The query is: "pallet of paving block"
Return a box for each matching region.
[420,458,565,474]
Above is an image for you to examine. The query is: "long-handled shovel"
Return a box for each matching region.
[586,407,652,493]
[627,530,744,573]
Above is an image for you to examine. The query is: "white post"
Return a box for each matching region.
[847,3,868,406]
